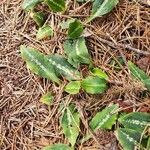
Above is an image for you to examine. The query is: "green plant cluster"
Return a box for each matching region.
[21,0,150,150]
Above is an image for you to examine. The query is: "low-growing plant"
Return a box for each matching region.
[21,0,150,150]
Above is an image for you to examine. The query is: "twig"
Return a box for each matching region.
[90,30,150,55]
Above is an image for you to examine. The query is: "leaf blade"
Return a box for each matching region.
[45,0,65,12]
[60,104,80,147]
[115,128,143,150]
[81,76,107,94]
[42,144,72,150]
[22,0,42,11]
[89,104,119,131]
[68,20,84,39]
[36,25,53,40]
[47,54,81,81]
[65,81,81,94]
[88,0,119,22]
[64,37,91,67]
[40,92,53,105]
[20,45,60,84]
[118,112,150,132]
[128,61,150,90]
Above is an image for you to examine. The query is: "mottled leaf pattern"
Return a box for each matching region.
[89,104,119,131]
[65,81,81,94]
[91,67,108,79]
[40,92,53,105]
[81,76,107,94]
[60,104,80,147]
[68,20,84,39]
[115,128,143,150]
[64,37,91,68]
[30,12,45,27]
[118,112,150,132]
[47,54,81,81]
[88,0,119,22]
[128,61,150,90]
[20,45,60,83]
[45,0,65,12]
[36,25,53,40]
[22,0,42,11]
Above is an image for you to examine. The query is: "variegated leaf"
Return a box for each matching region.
[118,112,150,132]
[65,81,81,94]
[36,25,53,40]
[20,45,60,84]
[81,76,107,94]
[22,0,43,11]
[89,104,119,131]
[30,11,45,27]
[64,37,91,68]
[60,104,80,147]
[47,54,81,81]
[128,61,150,90]
[88,0,119,22]
[40,92,53,105]
[91,67,108,79]
[68,19,84,39]
[45,0,65,12]
[115,128,144,150]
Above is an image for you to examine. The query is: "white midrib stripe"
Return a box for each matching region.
[48,58,75,77]
[26,50,51,77]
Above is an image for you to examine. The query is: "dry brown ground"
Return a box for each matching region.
[0,0,150,150]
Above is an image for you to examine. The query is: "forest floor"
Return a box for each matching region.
[0,0,150,150]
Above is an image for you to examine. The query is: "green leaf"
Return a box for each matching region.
[81,76,107,94]
[89,104,119,131]
[36,25,53,40]
[60,104,80,147]
[47,54,81,81]
[147,137,150,150]
[128,61,150,90]
[45,0,65,12]
[88,0,119,22]
[40,92,53,105]
[65,81,81,94]
[42,144,72,150]
[115,128,143,150]
[64,37,91,68]
[20,45,60,84]
[91,68,108,79]
[118,112,150,133]
[30,12,45,27]
[68,19,84,39]
[22,0,42,11]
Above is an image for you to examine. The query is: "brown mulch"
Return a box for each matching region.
[0,0,150,150]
